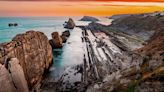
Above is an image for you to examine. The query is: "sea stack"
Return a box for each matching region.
[49,32,63,49]
[64,18,75,29]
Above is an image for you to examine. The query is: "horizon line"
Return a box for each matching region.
[0,0,163,2]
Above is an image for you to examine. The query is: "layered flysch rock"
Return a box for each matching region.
[64,18,75,29]
[82,12,164,92]
[0,31,53,90]
[49,32,63,48]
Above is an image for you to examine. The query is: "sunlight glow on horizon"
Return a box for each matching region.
[0,1,164,17]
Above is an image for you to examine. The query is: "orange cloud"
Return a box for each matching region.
[0,1,163,16]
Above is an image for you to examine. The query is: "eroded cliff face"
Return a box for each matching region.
[0,31,53,90]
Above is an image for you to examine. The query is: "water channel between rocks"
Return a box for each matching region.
[42,27,86,91]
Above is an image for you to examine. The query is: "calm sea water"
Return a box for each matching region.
[0,16,91,43]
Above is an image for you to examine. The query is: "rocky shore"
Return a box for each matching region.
[0,13,163,92]
[77,12,164,92]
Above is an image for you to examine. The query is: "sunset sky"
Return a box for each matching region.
[0,0,164,16]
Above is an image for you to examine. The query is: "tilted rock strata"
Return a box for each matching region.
[0,31,53,90]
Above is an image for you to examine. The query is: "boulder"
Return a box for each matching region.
[80,16,99,22]
[49,32,63,48]
[0,31,53,90]
[61,30,70,43]
[64,18,75,29]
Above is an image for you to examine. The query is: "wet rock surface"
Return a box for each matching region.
[0,31,53,90]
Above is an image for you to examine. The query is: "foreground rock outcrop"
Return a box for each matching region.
[64,18,75,29]
[0,58,29,92]
[0,31,53,90]
[49,32,63,48]
[80,16,99,22]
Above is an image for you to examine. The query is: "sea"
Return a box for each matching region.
[0,16,90,42]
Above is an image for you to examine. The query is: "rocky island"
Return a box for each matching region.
[80,16,99,22]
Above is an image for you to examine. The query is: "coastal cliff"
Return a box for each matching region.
[0,31,53,90]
